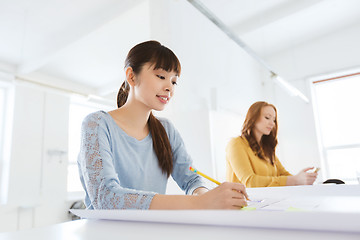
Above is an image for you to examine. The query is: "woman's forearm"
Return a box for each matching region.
[149,194,200,209]
[149,182,248,210]
[286,176,297,186]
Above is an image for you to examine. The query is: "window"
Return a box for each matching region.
[0,88,4,154]
[0,83,13,204]
[311,72,360,184]
[0,87,5,179]
[67,97,113,197]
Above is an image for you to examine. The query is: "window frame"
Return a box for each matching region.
[309,68,360,183]
[0,79,14,204]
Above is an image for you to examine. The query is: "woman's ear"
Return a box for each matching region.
[125,67,136,87]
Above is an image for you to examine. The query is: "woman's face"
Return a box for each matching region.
[132,62,178,111]
[253,106,276,136]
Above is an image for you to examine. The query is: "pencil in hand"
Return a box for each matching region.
[189,167,221,185]
[190,166,250,201]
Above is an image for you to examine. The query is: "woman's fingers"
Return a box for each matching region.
[231,198,248,208]
[223,182,249,207]
[203,182,249,209]
[302,167,314,172]
[228,182,249,200]
[306,172,318,184]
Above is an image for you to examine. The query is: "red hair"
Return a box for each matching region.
[241,101,278,164]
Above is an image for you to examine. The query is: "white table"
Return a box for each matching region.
[1,184,359,240]
[1,217,360,240]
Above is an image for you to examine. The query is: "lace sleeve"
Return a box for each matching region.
[78,113,156,209]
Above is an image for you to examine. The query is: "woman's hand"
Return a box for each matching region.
[287,167,318,185]
[194,182,248,209]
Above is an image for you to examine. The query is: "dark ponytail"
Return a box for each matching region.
[148,113,173,177]
[117,81,129,108]
[117,40,181,177]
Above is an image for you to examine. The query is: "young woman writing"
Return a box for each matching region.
[78,40,248,209]
[226,101,318,187]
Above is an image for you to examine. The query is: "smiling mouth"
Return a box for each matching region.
[157,95,170,103]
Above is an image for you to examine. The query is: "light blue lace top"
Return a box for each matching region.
[78,111,206,210]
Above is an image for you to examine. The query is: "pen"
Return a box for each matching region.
[190,166,250,201]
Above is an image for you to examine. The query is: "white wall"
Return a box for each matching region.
[149,0,264,192]
[263,22,360,180]
[0,83,73,231]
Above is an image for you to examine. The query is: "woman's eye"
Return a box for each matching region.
[156,74,165,80]
[265,117,270,120]
[172,81,177,85]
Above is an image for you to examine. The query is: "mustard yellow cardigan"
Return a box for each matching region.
[226,136,292,187]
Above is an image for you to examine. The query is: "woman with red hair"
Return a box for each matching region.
[226,101,318,187]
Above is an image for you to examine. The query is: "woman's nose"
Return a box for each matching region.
[165,82,173,92]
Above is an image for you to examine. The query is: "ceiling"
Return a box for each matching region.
[1,0,360,98]
[203,0,360,56]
